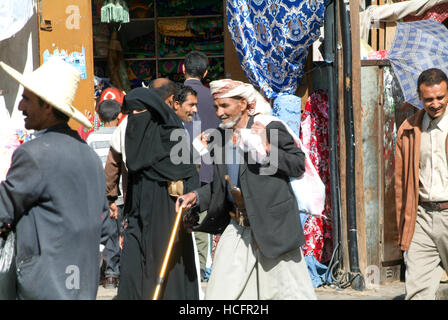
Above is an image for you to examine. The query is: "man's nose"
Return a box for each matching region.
[18,99,25,111]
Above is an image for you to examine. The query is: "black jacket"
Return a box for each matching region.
[193,118,306,259]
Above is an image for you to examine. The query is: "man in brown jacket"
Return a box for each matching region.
[395,68,448,299]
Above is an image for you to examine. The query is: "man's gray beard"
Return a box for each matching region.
[218,114,242,129]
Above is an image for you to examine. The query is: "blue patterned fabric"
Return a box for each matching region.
[227,0,328,287]
[272,94,302,137]
[226,0,326,99]
[387,19,448,109]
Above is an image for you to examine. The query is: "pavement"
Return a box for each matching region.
[94,281,448,300]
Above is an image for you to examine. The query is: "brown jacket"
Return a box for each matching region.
[395,109,448,251]
[105,147,128,204]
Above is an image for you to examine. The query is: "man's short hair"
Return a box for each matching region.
[417,68,448,94]
[97,99,121,123]
[184,51,208,78]
[174,84,197,106]
[150,78,176,101]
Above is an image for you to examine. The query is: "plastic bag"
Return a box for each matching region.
[0,230,16,300]
[252,115,326,216]
[289,139,326,216]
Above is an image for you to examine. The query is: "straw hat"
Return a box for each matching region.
[0,57,92,128]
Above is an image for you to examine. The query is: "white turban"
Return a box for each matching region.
[209,79,271,115]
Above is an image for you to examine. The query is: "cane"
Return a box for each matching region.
[152,198,184,300]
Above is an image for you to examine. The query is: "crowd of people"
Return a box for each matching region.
[2,47,448,301]
[0,49,318,300]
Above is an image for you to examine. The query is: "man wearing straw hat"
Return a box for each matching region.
[177,79,316,299]
[0,58,109,299]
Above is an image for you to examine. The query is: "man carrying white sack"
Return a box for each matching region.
[177,79,316,300]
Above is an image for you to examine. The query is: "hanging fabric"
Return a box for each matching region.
[226,0,326,99]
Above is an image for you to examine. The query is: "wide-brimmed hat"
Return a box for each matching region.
[0,58,92,128]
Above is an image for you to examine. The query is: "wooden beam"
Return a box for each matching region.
[378,0,385,50]
[297,50,313,111]
[350,0,368,277]
[336,0,349,271]
[371,0,378,50]
[385,22,397,51]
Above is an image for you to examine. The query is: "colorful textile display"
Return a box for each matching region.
[124,32,156,59]
[300,90,333,263]
[0,129,30,182]
[226,0,326,99]
[158,19,194,37]
[157,17,224,59]
[156,0,222,17]
[127,60,154,81]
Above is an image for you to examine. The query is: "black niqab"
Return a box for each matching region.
[124,87,196,181]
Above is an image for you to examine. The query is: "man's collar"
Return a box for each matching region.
[422,107,448,132]
[185,78,202,84]
[30,122,70,139]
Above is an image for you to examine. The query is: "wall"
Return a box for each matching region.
[0,11,39,133]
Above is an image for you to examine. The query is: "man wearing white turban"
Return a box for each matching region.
[177,79,316,300]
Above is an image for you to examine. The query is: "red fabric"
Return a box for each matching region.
[404,3,448,22]
[300,90,333,263]
[99,87,125,105]
[77,115,96,141]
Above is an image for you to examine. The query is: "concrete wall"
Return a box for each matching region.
[0,10,39,133]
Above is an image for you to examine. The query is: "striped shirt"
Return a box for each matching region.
[86,127,117,168]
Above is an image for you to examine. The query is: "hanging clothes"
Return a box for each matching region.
[300,90,333,264]
[226,0,326,99]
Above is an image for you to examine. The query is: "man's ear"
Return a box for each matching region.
[173,100,180,111]
[166,94,175,108]
[239,98,248,112]
[202,69,208,79]
[182,64,186,75]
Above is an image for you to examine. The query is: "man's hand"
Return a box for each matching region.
[251,121,270,154]
[0,224,11,240]
[176,192,197,212]
[119,235,124,250]
[109,202,118,219]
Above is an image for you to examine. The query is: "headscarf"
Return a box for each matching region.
[124,87,196,181]
[209,79,271,115]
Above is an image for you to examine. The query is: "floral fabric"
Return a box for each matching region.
[300,90,333,263]
[226,0,326,99]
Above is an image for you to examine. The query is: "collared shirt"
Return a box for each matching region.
[30,128,47,139]
[419,108,448,202]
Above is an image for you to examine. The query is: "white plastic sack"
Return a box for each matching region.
[0,231,16,300]
[0,231,14,273]
[289,139,326,216]
[253,115,326,216]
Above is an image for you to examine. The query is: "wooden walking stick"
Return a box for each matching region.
[152,198,184,300]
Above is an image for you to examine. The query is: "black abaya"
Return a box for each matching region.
[116,88,199,300]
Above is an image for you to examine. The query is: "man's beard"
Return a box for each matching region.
[219,113,242,129]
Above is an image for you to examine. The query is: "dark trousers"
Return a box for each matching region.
[101,205,123,279]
